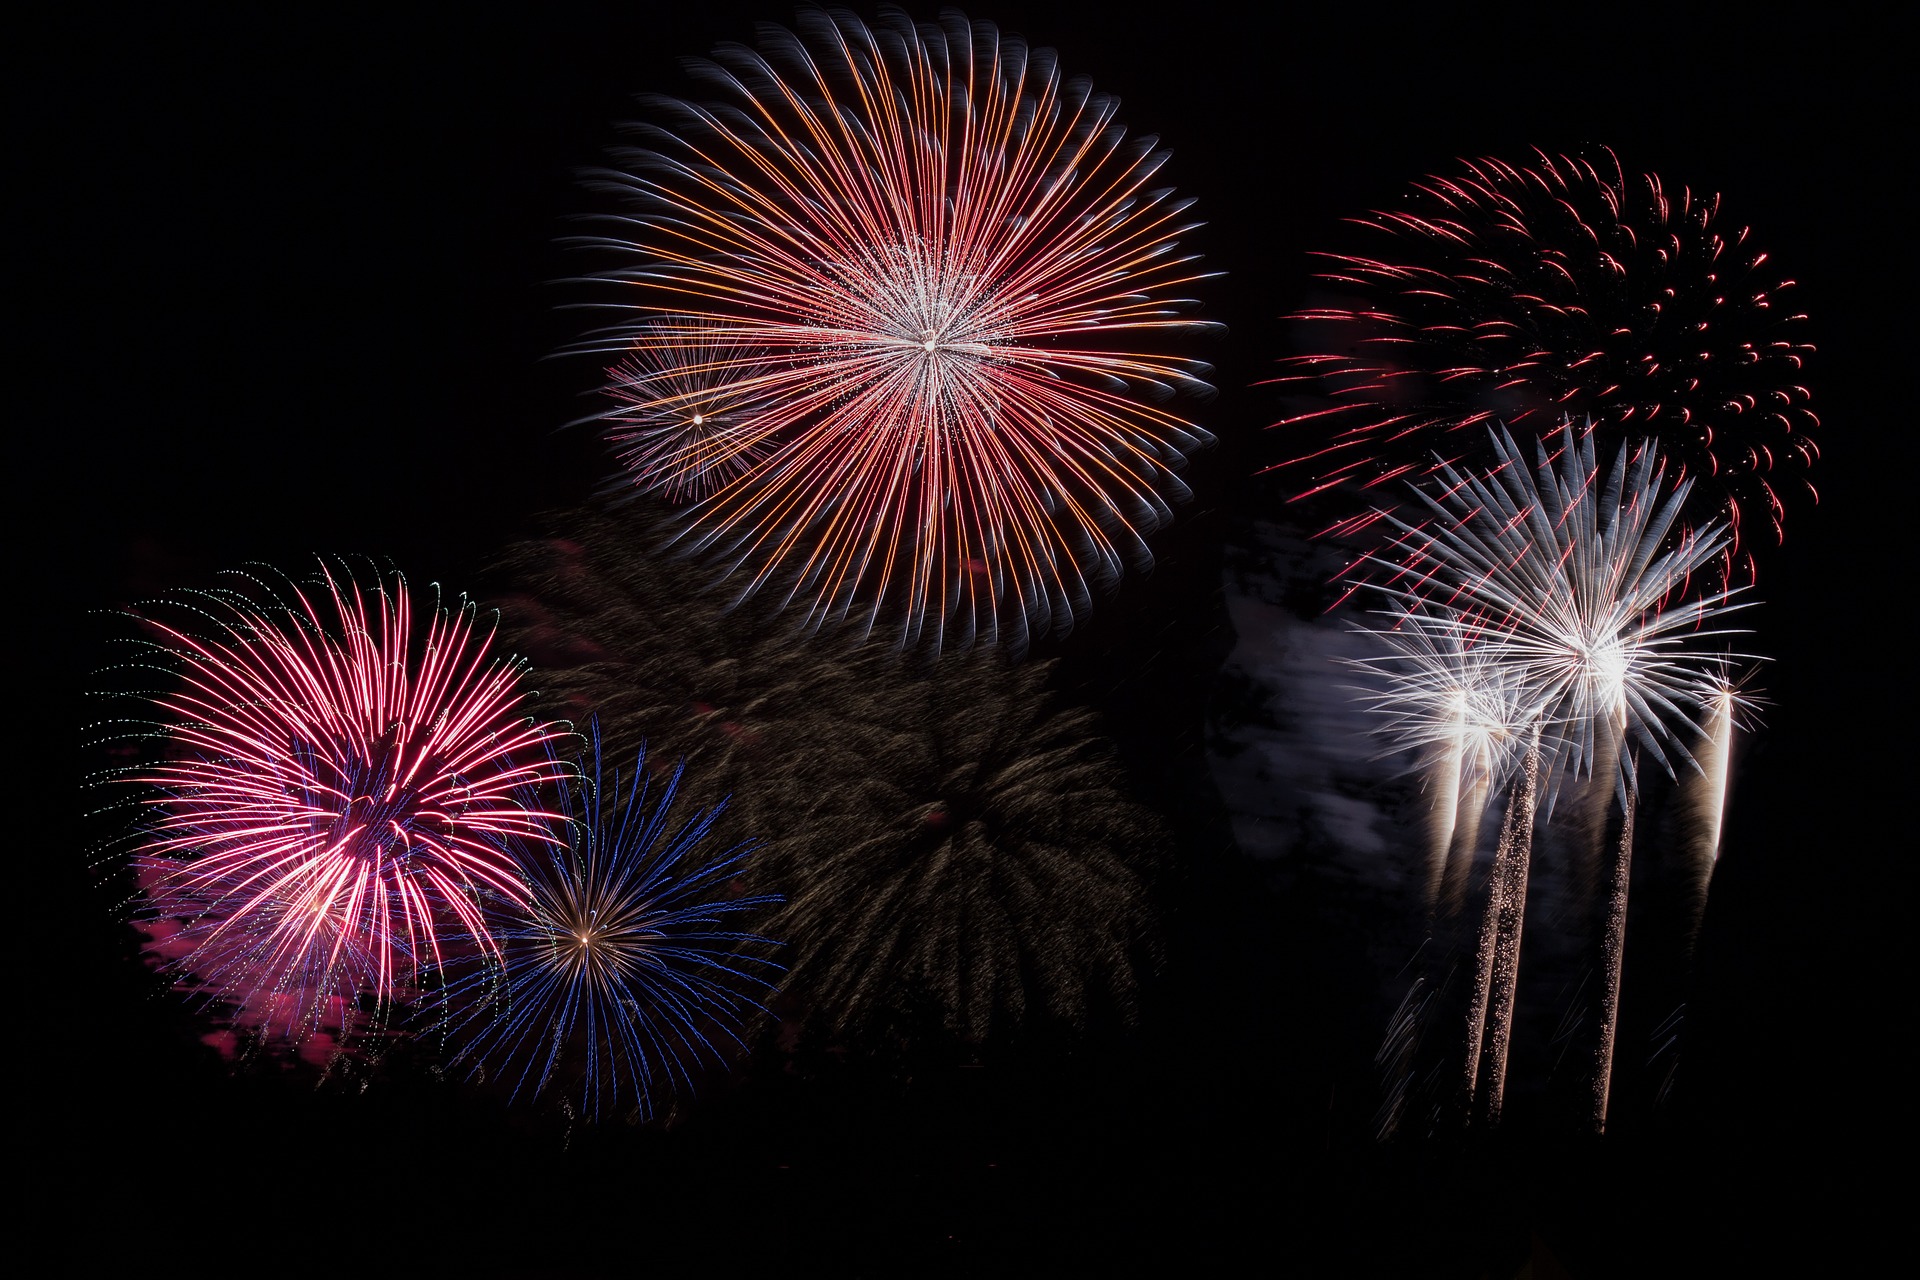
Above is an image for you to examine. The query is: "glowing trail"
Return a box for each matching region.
[1680,683,1739,954]
[1437,759,1491,921]
[1472,730,1541,1122]
[1592,784,1637,1132]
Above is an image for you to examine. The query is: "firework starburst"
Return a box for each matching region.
[118,562,569,1042]
[1278,148,1815,579]
[446,727,783,1123]
[1372,420,1751,798]
[724,653,1164,1042]
[598,320,779,504]
[580,7,1218,649]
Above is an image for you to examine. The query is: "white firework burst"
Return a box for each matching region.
[1370,419,1753,802]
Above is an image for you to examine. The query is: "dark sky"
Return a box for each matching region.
[32,4,1901,1274]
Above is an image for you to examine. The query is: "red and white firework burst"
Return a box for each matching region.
[1275,148,1816,582]
[579,7,1218,649]
[128,563,570,1043]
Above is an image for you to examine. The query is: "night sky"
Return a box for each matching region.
[34,4,1902,1274]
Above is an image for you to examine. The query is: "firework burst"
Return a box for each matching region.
[578,6,1218,649]
[597,320,779,503]
[1278,148,1816,581]
[117,562,569,1043]
[719,652,1163,1042]
[1347,609,1537,914]
[1358,420,1757,1125]
[445,727,783,1123]
[1374,420,1751,801]
[487,505,865,773]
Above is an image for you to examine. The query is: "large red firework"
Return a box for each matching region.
[1274,149,1816,581]
[579,8,1218,649]
[127,563,570,1042]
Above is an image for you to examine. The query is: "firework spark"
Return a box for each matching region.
[119,562,569,1043]
[1277,148,1816,581]
[579,7,1218,649]
[445,728,783,1123]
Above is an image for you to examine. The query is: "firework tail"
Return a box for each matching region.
[1678,690,1736,958]
[1461,861,1499,1108]
[1574,711,1626,904]
[1379,739,1492,1138]
[1478,732,1542,1125]
[1591,778,1638,1133]
[1437,743,1493,923]
[1418,738,1464,915]
[1462,730,1540,1117]
[1645,693,1737,1111]
[1373,972,1427,1140]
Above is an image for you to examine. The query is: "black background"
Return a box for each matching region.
[30,3,1902,1274]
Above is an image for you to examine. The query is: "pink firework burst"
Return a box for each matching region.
[1274,148,1816,582]
[578,7,1219,649]
[126,562,571,1043]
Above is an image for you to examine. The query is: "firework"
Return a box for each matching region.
[1375,421,1749,801]
[1278,148,1816,581]
[489,508,1159,1041]
[120,562,569,1043]
[1348,611,1536,916]
[1468,728,1541,1124]
[444,727,782,1122]
[1361,420,1754,1124]
[724,652,1163,1042]
[578,7,1218,649]
[134,851,385,1055]
[597,320,778,503]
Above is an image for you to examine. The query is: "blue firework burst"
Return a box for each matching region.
[447,726,784,1122]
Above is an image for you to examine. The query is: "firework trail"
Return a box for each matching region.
[1472,729,1541,1123]
[1590,782,1636,1131]
[1276,148,1816,587]
[1365,420,1752,1125]
[1678,680,1751,953]
[114,562,569,1044]
[578,7,1218,649]
[444,726,783,1123]
[597,320,779,504]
